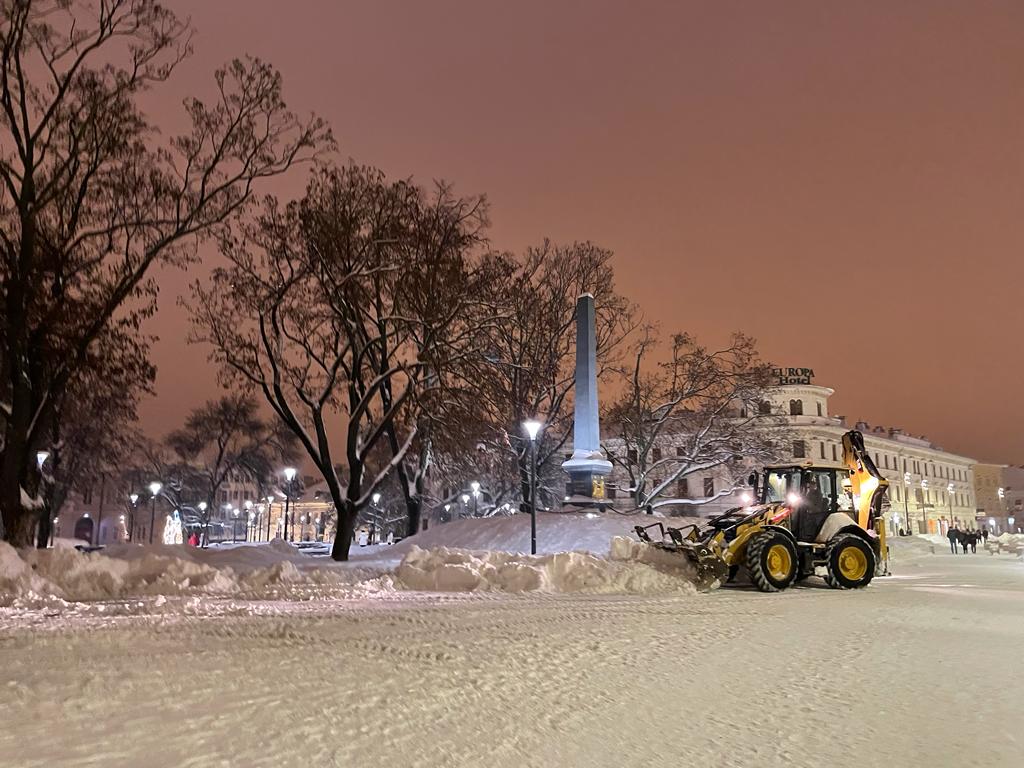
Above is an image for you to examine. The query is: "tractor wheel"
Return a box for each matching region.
[824,534,876,589]
[746,531,798,592]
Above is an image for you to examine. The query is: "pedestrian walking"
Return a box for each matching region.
[982,528,989,544]
[947,526,960,554]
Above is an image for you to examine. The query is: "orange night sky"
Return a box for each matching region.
[141,1,1024,463]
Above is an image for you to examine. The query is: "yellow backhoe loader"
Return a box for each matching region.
[634,430,890,592]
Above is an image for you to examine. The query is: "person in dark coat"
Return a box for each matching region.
[947,526,959,554]
[969,531,978,554]
[982,528,990,544]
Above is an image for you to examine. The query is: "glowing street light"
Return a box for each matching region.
[36,450,50,469]
[146,482,162,545]
[523,419,543,555]
[282,467,297,542]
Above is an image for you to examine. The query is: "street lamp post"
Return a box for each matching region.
[147,482,162,545]
[283,468,296,542]
[460,494,470,519]
[128,493,139,542]
[920,479,929,534]
[902,473,911,534]
[947,483,955,527]
[232,507,240,543]
[998,487,1006,535]
[244,500,253,542]
[198,501,208,545]
[265,496,274,541]
[524,419,543,555]
[470,481,480,517]
[371,493,382,545]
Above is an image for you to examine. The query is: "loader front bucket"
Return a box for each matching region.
[682,543,729,591]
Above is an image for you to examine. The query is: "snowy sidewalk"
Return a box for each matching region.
[2,546,1023,767]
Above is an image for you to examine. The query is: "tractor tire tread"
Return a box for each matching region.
[745,531,797,593]
[824,533,875,590]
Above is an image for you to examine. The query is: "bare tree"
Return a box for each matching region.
[0,0,328,545]
[187,164,489,560]
[165,394,297,545]
[464,241,636,513]
[41,325,154,543]
[603,329,781,512]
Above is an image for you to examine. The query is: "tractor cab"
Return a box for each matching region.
[755,465,857,542]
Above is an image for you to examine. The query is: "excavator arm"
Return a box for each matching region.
[841,430,890,531]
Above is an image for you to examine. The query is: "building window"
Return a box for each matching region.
[816,402,823,416]
[676,446,686,457]
[819,442,826,459]
[883,455,889,469]
[832,445,838,462]
[83,486,93,505]
[652,447,662,462]
[789,399,803,416]
[677,478,689,498]
[758,401,772,415]
[793,440,806,459]
[607,486,617,500]
[627,449,637,463]
[703,477,714,497]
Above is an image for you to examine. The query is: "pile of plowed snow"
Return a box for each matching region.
[888,536,939,561]
[395,536,698,595]
[985,532,1024,556]
[0,518,704,604]
[0,540,387,607]
[380,511,691,560]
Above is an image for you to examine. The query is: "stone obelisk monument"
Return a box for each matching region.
[562,293,612,507]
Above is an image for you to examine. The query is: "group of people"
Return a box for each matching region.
[946,526,988,554]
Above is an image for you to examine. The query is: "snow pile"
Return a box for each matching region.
[888,536,938,562]
[0,541,387,607]
[395,537,698,595]
[985,533,1024,556]
[379,512,697,562]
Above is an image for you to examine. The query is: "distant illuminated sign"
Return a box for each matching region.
[773,367,815,385]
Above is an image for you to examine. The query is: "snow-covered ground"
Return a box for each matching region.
[1,521,1022,767]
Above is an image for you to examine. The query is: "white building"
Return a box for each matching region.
[972,464,1024,535]
[602,375,976,535]
[762,382,976,535]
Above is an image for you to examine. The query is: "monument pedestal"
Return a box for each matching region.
[562,453,612,504]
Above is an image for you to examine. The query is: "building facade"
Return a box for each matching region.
[602,377,977,536]
[972,464,1024,535]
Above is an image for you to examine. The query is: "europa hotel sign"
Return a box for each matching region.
[773,367,815,385]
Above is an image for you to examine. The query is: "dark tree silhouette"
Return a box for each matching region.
[0,0,329,545]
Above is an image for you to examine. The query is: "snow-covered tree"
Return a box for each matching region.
[187,165,490,560]
[0,0,328,546]
[603,329,781,512]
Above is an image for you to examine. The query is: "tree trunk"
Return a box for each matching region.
[405,495,421,539]
[0,389,32,547]
[331,501,356,561]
